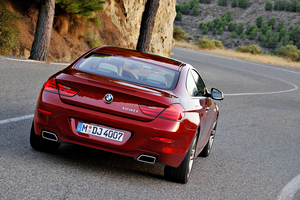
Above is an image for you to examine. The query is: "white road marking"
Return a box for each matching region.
[0,114,34,125]
[173,48,299,96]
[174,47,300,199]
[174,47,300,75]
[277,173,300,200]
[2,57,70,66]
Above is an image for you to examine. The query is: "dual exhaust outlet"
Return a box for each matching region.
[42,131,157,165]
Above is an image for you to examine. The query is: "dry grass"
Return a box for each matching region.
[175,41,300,69]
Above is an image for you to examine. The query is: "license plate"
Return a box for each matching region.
[76,122,124,142]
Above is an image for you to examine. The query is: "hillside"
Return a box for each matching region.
[0,0,176,62]
[174,0,300,52]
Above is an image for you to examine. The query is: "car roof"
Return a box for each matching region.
[92,46,186,71]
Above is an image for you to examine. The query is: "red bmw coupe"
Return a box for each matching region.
[30,46,223,183]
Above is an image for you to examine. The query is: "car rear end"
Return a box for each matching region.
[32,47,197,167]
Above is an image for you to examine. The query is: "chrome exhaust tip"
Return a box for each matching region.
[42,131,58,142]
[137,154,156,164]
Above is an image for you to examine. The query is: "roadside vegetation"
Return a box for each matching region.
[0,0,20,55]
[174,0,300,68]
[173,28,300,68]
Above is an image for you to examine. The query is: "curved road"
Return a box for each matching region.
[0,48,299,199]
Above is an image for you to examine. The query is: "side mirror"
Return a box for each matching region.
[210,88,224,100]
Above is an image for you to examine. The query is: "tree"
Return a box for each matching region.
[297,3,300,12]
[248,27,258,40]
[291,0,298,12]
[202,25,208,35]
[261,21,269,34]
[222,10,232,22]
[218,27,224,35]
[279,26,287,40]
[212,28,217,35]
[277,20,285,32]
[240,31,247,40]
[208,22,215,31]
[268,17,276,30]
[175,11,182,21]
[285,2,291,11]
[256,15,263,28]
[136,0,159,53]
[218,0,227,6]
[231,0,237,7]
[245,24,251,35]
[238,0,248,9]
[231,31,237,38]
[29,0,55,61]
[192,4,199,16]
[280,34,290,46]
[279,0,285,10]
[274,0,279,10]
[237,23,244,35]
[265,1,273,11]
[55,0,104,17]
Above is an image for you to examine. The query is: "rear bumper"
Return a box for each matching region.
[33,91,198,167]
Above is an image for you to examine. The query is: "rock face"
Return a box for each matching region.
[101,0,176,57]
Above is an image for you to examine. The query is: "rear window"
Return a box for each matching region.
[74,53,179,90]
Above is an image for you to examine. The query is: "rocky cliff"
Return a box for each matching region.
[102,0,176,56]
[8,0,176,61]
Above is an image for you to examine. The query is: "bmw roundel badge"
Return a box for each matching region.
[104,93,113,103]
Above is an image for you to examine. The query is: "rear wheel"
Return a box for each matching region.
[164,132,198,184]
[30,122,61,152]
[200,117,218,157]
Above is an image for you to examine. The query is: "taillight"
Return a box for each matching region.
[43,77,78,97]
[43,77,58,93]
[139,105,164,117]
[139,104,185,121]
[58,84,79,97]
[159,104,184,121]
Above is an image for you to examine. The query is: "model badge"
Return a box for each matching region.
[104,93,113,103]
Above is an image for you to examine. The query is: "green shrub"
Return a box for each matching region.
[56,0,105,17]
[202,25,208,35]
[192,4,199,16]
[256,15,263,28]
[277,45,300,61]
[265,1,273,11]
[268,17,276,30]
[218,27,224,35]
[231,31,237,38]
[195,37,224,49]
[277,20,285,32]
[240,31,247,40]
[279,0,285,10]
[218,0,227,6]
[195,37,216,49]
[238,0,248,9]
[212,40,224,49]
[236,44,262,54]
[231,0,237,7]
[237,23,244,35]
[0,1,20,55]
[173,26,194,42]
[222,10,232,22]
[274,0,279,10]
[175,11,183,21]
[212,28,217,35]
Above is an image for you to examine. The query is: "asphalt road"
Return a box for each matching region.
[0,48,300,199]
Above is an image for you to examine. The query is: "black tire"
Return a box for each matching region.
[164,132,198,184]
[30,122,61,152]
[199,117,218,157]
